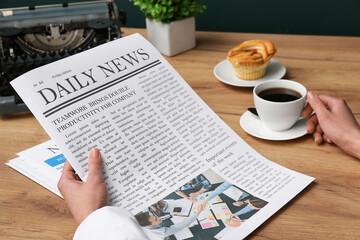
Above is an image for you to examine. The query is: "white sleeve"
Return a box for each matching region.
[73,206,149,240]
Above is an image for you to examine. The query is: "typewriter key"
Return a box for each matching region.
[29,53,37,59]
[49,51,56,57]
[58,50,65,56]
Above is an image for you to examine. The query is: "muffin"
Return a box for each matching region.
[227,40,277,80]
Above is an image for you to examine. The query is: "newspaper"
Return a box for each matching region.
[6,140,63,197]
[10,33,314,239]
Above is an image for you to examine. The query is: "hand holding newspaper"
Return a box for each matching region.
[10,33,314,239]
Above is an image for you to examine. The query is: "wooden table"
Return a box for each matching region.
[1,28,359,239]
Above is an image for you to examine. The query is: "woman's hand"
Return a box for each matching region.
[302,91,360,158]
[58,148,109,225]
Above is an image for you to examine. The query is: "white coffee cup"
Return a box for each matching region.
[253,79,307,131]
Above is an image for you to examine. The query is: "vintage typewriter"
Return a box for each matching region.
[0,0,126,114]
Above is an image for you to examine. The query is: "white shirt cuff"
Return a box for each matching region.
[74,206,149,240]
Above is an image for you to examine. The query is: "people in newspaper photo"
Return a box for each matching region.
[134,169,268,240]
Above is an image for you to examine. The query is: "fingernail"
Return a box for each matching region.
[314,137,320,144]
[308,91,315,100]
[307,125,314,134]
[91,148,99,158]
[301,110,305,118]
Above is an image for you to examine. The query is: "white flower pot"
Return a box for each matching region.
[146,17,196,57]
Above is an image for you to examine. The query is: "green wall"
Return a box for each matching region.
[1,0,359,36]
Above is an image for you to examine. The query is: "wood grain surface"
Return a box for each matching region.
[0,28,359,239]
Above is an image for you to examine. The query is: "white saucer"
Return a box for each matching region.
[240,111,307,141]
[213,59,286,87]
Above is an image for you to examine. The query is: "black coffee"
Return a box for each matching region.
[258,88,302,102]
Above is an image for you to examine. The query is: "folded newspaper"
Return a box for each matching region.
[9,33,314,240]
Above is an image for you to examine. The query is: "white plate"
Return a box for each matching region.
[213,59,286,87]
[240,111,307,141]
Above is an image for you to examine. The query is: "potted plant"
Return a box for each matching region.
[130,0,206,56]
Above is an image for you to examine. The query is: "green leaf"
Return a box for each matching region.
[129,0,207,23]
